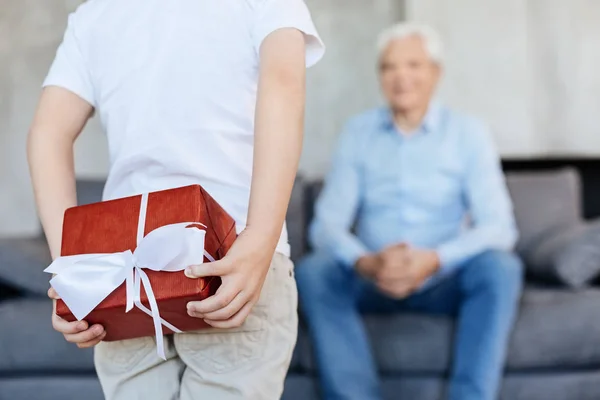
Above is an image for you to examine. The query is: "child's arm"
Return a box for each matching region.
[185,28,307,328]
[247,26,307,250]
[28,86,106,347]
[27,86,91,259]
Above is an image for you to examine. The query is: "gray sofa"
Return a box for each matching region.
[1,169,600,400]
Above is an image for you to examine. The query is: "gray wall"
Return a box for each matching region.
[1,0,110,237]
[302,0,404,176]
[407,0,600,157]
[0,0,403,236]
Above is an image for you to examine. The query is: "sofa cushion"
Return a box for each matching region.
[366,314,453,374]
[283,372,600,400]
[524,219,600,287]
[0,298,95,373]
[297,287,600,373]
[501,371,600,400]
[506,287,600,370]
[297,314,453,374]
[289,323,310,372]
[283,375,447,400]
[282,376,320,400]
[0,237,52,296]
[0,377,104,400]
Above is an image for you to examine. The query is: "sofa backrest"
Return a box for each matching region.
[295,168,583,260]
[76,180,105,206]
[73,169,584,262]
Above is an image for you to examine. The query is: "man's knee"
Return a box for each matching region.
[462,250,524,298]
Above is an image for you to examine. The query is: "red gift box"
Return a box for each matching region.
[53,185,236,342]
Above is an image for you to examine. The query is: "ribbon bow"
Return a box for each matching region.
[45,193,213,359]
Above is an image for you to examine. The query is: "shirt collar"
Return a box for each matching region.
[381,100,442,135]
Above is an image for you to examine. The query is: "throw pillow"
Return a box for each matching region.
[524,219,600,288]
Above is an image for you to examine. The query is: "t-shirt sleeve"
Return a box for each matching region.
[43,14,96,107]
[252,0,325,68]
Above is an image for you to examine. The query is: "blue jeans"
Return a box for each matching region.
[295,250,523,400]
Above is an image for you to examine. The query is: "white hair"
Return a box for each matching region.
[376,22,444,64]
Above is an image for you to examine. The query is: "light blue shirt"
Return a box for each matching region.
[309,102,518,280]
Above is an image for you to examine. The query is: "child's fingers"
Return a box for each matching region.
[204,301,253,329]
[63,324,105,344]
[187,284,241,315]
[48,287,61,300]
[52,314,88,334]
[76,331,107,348]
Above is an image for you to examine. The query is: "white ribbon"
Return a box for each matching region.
[45,193,214,359]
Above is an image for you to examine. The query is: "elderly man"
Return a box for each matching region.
[296,23,523,400]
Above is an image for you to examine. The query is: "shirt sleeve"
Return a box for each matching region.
[309,120,371,268]
[252,0,325,68]
[43,14,96,107]
[436,120,519,272]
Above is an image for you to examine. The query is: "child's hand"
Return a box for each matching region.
[184,228,275,329]
[48,287,106,348]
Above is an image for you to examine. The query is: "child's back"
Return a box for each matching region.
[45,0,323,255]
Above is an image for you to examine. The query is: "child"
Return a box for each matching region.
[27,0,324,398]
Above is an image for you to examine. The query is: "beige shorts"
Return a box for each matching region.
[94,253,298,400]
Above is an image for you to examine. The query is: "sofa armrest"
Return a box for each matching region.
[0,237,52,296]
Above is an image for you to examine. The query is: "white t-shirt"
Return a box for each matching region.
[44,0,325,256]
